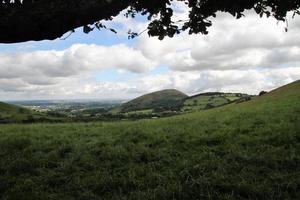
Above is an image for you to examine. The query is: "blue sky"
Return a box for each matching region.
[1,8,300,100]
[0,26,131,51]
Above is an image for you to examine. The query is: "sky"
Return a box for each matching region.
[1,3,300,101]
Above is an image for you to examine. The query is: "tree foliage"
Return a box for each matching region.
[0,0,299,43]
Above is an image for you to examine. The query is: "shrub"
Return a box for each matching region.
[259,91,268,96]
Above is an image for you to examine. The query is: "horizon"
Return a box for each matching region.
[2,81,286,102]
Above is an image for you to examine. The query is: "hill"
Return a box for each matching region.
[111,90,251,116]
[0,101,63,123]
[0,80,299,199]
[119,89,188,113]
[0,101,35,123]
[182,92,251,112]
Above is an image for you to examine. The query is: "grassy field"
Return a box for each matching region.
[125,109,154,115]
[0,81,299,199]
[182,93,249,112]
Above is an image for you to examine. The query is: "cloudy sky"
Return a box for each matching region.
[1,3,300,101]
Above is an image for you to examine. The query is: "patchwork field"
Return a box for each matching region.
[182,93,250,112]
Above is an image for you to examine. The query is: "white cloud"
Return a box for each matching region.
[0,43,158,99]
[1,66,300,100]
[0,43,156,80]
[1,8,300,100]
[130,67,300,95]
[135,11,300,71]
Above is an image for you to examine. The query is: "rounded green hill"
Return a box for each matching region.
[120,89,188,112]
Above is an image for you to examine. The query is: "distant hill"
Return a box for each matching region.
[0,101,62,123]
[111,89,252,114]
[119,89,188,113]
[182,92,251,112]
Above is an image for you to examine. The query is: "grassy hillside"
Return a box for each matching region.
[0,102,41,123]
[119,89,188,112]
[0,80,299,199]
[0,102,64,123]
[182,92,250,112]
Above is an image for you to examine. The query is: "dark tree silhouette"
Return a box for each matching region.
[0,0,299,43]
[259,91,268,96]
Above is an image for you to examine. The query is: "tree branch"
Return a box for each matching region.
[0,0,299,43]
[0,0,131,43]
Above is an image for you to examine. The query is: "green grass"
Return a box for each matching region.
[126,109,154,115]
[226,96,242,101]
[182,93,249,112]
[0,81,299,199]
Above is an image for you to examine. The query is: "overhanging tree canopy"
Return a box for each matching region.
[0,0,299,43]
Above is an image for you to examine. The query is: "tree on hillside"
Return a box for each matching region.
[259,91,268,96]
[0,0,299,43]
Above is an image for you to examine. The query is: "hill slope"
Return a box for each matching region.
[182,92,251,112]
[0,101,62,123]
[0,101,27,113]
[0,102,36,123]
[120,89,188,112]
[0,80,299,199]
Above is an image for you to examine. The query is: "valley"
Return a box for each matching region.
[1,89,254,123]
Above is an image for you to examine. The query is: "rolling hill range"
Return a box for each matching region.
[115,89,188,113]
[0,80,299,199]
[111,88,252,115]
